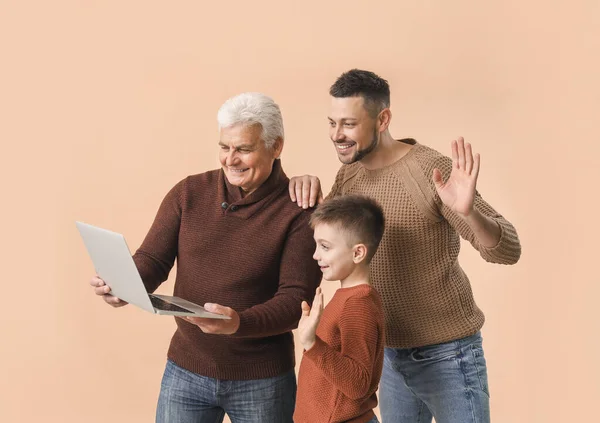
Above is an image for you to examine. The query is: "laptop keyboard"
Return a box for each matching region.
[150,296,193,314]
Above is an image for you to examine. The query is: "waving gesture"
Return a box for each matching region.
[297,287,324,350]
[433,137,480,217]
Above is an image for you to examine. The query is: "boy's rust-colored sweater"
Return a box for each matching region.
[294,284,385,423]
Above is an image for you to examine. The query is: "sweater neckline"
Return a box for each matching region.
[221,159,287,206]
[217,159,289,219]
[360,138,420,178]
[336,283,372,293]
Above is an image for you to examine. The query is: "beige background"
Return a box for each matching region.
[1,1,598,422]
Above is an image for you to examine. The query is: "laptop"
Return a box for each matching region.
[76,221,230,319]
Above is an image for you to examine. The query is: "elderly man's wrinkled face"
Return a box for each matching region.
[219,124,282,195]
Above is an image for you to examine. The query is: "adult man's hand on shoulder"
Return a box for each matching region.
[289,175,323,209]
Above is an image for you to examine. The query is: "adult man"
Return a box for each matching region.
[290,69,521,423]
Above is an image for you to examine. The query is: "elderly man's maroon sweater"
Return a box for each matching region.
[133,160,322,380]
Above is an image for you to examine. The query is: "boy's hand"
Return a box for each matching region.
[298,287,324,350]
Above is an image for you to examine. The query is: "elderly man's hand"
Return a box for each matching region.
[90,275,128,307]
[183,303,240,335]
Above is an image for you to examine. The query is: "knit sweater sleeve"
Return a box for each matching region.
[132,179,183,293]
[326,166,346,199]
[429,154,521,265]
[235,211,322,338]
[326,163,364,200]
[303,295,381,400]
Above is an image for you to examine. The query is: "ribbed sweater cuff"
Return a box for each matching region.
[236,312,256,337]
[303,336,328,366]
[478,219,521,264]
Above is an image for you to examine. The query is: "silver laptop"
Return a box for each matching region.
[76,221,230,319]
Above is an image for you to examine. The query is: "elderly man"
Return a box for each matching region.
[90,92,321,423]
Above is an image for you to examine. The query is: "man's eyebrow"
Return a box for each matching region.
[218,142,254,148]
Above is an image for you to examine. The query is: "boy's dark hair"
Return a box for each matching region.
[329,69,390,117]
[310,194,385,263]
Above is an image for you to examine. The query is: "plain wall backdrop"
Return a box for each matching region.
[1,1,598,422]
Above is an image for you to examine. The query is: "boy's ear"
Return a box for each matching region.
[352,244,367,264]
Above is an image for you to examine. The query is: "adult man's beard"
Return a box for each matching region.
[351,127,379,163]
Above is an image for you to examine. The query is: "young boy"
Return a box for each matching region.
[294,194,386,423]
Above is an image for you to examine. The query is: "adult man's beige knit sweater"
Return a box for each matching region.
[329,139,521,348]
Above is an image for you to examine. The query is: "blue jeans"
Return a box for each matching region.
[156,360,296,423]
[379,332,490,423]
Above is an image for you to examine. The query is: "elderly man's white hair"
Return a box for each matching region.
[217,92,284,149]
